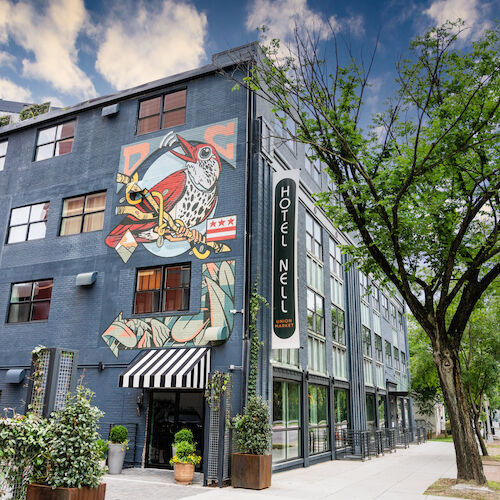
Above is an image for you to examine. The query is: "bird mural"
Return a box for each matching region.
[105,135,230,260]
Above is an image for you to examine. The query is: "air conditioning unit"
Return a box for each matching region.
[25,347,79,417]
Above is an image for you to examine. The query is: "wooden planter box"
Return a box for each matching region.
[26,483,106,500]
[232,453,272,490]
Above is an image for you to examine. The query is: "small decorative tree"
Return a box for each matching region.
[232,396,272,455]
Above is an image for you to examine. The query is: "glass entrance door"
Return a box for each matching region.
[146,390,204,469]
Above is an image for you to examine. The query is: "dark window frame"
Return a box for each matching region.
[34,120,76,161]
[134,263,191,315]
[6,201,50,244]
[362,325,372,357]
[385,341,393,368]
[59,191,106,236]
[7,279,53,323]
[136,88,187,136]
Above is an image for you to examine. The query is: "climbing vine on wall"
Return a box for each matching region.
[248,282,269,399]
[205,370,232,411]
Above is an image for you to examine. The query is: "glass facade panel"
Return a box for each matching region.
[334,388,349,448]
[272,380,301,463]
[366,393,376,431]
[308,384,329,454]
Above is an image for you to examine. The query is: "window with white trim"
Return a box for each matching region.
[381,294,389,320]
[306,212,322,260]
[7,202,50,243]
[35,121,75,161]
[305,144,321,184]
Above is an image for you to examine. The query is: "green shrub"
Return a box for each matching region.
[110,425,128,443]
[0,115,10,127]
[232,396,271,455]
[96,438,109,458]
[169,440,201,465]
[174,428,194,444]
[19,102,50,121]
[0,386,105,488]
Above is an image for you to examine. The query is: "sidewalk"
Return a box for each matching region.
[104,441,458,499]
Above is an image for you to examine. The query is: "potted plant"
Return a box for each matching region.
[96,438,109,470]
[231,396,272,490]
[172,428,194,457]
[107,425,128,474]
[170,440,201,485]
[0,386,107,499]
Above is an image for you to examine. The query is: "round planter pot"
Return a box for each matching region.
[107,442,126,474]
[174,463,195,485]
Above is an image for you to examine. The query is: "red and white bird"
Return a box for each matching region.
[105,135,222,248]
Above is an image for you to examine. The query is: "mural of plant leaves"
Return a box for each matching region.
[170,313,209,342]
[150,319,171,347]
[205,275,233,331]
[217,260,235,300]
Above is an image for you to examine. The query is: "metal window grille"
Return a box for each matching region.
[29,350,50,416]
[54,351,75,411]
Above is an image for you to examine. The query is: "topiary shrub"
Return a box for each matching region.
[174,428,194,444]
[110,425,128,443]
[232,396,271,455]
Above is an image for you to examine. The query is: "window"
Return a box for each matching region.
[331,305,345,345]
[381,294,389,320]
[378,395,386,429]
[137,89,186,135]
[306,212,322,260]
[261,120,273,155]
[60,192,106,235]
[307,289,324,336]
[7,202,49,243]
[273,381,301,462]
[374,334,383,363]
[385,341,393,367]
[390,303,397,327]
[373,312,381,335]
[401,351,406,370]
[307,255,324,293]
[372,286,379,311]
[333,345,347,380]
[361,302,370,327]
[329,237,342,277]
[394,348,400,371]
[366,393,376,431]
[362,326,372,357]
[308,384,329,454]
[305,145,321,184]
[359,272,368,299]
[0,140,7,170]
[272,348,300,367]
[331,276,344,309]
[134,264,190,314]
[35,120,75,161]
[8,280,53,323]
[334,388,349,447]
[398,310,404,331]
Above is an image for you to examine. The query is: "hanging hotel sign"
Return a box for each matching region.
[272,169,300,349]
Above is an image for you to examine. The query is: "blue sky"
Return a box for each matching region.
[0,0,496,108]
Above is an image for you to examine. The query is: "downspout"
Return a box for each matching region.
[241,60,256,409]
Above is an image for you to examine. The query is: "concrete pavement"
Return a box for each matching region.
[104,441,457,499]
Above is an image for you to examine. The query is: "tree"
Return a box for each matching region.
[409,285,500,455]
[242,22,499,484]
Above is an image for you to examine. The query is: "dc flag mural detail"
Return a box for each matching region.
[102,260,236,357]
[106,119,238,262]
[272,170,300,349]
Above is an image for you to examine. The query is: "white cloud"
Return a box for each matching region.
[95,0,208,90]
[0,78,32,101]
[0,50,14,67]
[42,96,66,108]
[0,0,96,99]
[424,0,490,38]
[246,0,364,50]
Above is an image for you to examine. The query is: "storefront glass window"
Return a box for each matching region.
[272,380,302,463]
[308,384,329,454]
[334,388,349,449]
[366,393,376,431]
[378,395,386,429]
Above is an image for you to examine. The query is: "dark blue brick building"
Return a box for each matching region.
[0,43,413,476]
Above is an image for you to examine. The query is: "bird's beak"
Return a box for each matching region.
[171,135,196,162]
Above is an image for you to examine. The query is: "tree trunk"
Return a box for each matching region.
[473,414,488,456]
[433,345,486,485]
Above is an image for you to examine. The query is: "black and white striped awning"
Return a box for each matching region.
[119,348,211,389]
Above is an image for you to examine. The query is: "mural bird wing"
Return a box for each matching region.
[105,169,187,248]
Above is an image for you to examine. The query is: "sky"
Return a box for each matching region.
[0,0,497,109]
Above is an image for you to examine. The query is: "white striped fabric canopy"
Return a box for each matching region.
[119,348,211,389]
